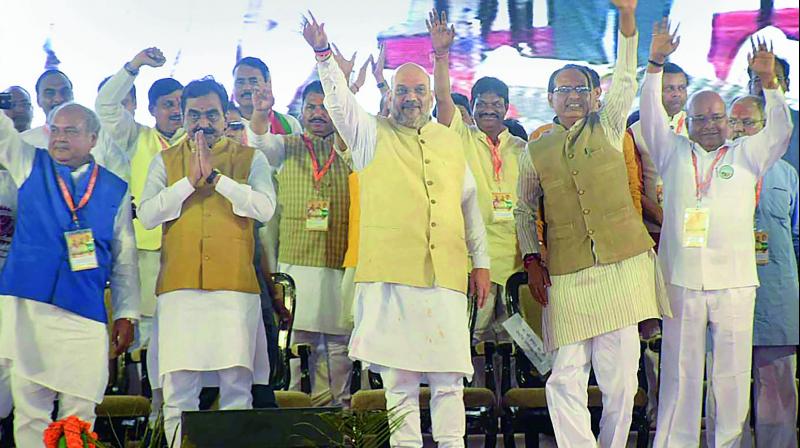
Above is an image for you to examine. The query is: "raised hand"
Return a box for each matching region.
[351,57,370,92]
[128,47,166,71]
[253,82,275,113]
[426,9,455,56]
[332,43,357,81]
[649,17,680,64]
[302,11,329,52]
[748,36,776,85]
[372,43,387,84]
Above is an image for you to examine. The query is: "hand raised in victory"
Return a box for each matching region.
[253,82,275,113]
[351,57,370,93]
[302,11,329,52]
[332,43,357,81]
[371,43,387,85]
[649,17,680,64]
[748,36,776,88]
[128,47,166,71]
[426,9,455,56]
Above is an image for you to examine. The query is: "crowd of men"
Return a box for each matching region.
[0,0,797,446]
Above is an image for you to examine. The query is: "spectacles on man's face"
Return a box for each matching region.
[688,114,727,126]
[728,117,764,128]
[552,86,592,96]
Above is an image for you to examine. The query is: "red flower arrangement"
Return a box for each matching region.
[43,415,101,448]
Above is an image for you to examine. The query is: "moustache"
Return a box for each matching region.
[191,127,216,136]
[478,112,500,119]
[309,117,328,123]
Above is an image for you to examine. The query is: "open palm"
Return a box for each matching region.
[426,9,455,55]
[302,11,328,51]
[650,17,680,62]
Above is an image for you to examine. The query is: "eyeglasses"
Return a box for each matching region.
[688,114,727,126]
[552,86,592,95]
[728,118,764,128]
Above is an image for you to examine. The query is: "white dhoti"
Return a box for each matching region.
[654,285,755,448]
[279,263,351,406]
[546,325,641,448]
[0,298,109,447]
[151,289,269,447]
[350,282,473,448]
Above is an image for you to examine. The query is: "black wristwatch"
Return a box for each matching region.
[206,169,221,185]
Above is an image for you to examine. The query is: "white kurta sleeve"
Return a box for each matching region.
[462,166,490,269]
[95,67,140,156]
[600,31,639,147]
[318,56,378,170]
[0,113,35,186]
[640,71,682,173]
[110,191,141,321]
[739,88,793,177]
[136,153,195,229]
[214,150,276,223]
[514,149,542,255]
[246,125,287,168]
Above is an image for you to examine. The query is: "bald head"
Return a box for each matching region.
[46,102,100,168]
[687,90,728,152]
[729,95,765,139]
[389,63,432,129]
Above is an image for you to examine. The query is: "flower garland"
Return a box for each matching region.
[43,415,100,448]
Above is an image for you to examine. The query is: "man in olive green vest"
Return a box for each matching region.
[304,13,491,448]
[247,80,352,406]
[429,12,525,379]
[514,1,669,446]
[138,78,276,447]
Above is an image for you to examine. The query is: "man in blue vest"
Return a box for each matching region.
[0,102,140,447]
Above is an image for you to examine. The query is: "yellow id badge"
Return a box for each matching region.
[755,230,769,265]
[306,200,330,231]
[683,208,710,248]
[492,192,514,222]
[65,228,99,271]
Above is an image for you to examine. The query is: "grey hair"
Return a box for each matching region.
[47,102,101,134]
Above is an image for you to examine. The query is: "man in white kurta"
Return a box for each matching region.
[22,70,130,182]
[246,81,353,406]
[0,105,140,447]
[304,15,490,448]
[137,78,275,447]
[640,31,793,447]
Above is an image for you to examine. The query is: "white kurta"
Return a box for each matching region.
[137,146,276,387]
[317,56,490,377]
[0,113,140,402]
[639,74,793,290]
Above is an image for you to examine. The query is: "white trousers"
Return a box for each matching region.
[162,367,252,448]
[654,285,755,448]
[545,325,640,448]
[379,367,465,448]
[11,372,96,448]
[289,330,352,407]
[706,346,797,448]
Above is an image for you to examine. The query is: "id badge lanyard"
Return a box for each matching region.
[55,162,100,228]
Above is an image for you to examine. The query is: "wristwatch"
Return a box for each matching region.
[206,169,221,185]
